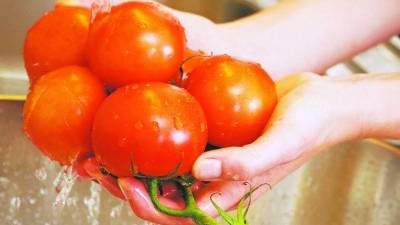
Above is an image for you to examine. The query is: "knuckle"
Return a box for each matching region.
[223,152,256,181]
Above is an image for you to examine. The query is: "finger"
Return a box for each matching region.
[195,152,311,215]
[118,178,194,225]
[83,157,126,200]
[276,72,319,98]
[73,151,95,179]
[195,175,272,217]
[159,180,205,200]
[56,0,93,7]
[192,74,322,182]
[73,159,91,179]
[56,0,160,8]
[192,117,306,182]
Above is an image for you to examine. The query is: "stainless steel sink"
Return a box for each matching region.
[1,1,400,225]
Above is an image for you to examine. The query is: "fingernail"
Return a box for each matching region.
[195,159,222,180]
[118,178,132,199]
[100,177,126,200]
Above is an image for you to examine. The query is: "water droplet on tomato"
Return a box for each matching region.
[152,121,160,132]
[138,22,148,29]
[200,123,207,132]
[174,117,183,129]
[123,86,132,96]
[118,137,128,148]
[233,104,241,112]
[171,130,188,145]
[75,108,82,116]
[129,84,139,90]
[134,121,144,130]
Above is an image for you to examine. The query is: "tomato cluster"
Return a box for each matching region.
[23,2,277,178]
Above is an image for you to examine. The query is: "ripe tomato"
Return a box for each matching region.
[185,55,277,147]
[87,2,186,87]
[92,83,207,177]
[175,48,208,87]
[23,66,106,165]
[24,5,90,84]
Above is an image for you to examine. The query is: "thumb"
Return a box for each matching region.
[193,117,309,181]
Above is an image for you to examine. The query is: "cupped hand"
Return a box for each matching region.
[192,73,361,182]
[74,73,363,225]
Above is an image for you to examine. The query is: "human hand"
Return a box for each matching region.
[74,71,400,225]
[92,72,360,225]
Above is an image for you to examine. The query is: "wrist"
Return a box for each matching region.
[330,74,400,140]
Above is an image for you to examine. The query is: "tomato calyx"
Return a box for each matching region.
[147,176,272,225]
[129,161,183,181]
[148,177,220,225]
[210,182,272,225]
[175,174,197,188]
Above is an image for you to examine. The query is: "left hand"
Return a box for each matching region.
[74,73,357,225]
[76,71,400,225]
[58,0,222,56]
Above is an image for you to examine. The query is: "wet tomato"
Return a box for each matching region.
[87,2,186,87]
[23,66,106,165]
[92,83,207,177]
[175,49,209,87]
[24,5,90,84]
[185,55,277,147]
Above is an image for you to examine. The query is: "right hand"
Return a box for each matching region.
[58,0,222,55]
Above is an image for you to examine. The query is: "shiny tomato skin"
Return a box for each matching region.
[92,83,207,177]
[23,66,106,165]
[24,6,90,84]
[87,2,186,87]
[185,55,277,147]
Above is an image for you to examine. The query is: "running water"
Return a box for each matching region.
[90,0,112,22]
[53,166,78,207]
[54,0,111,21]
[83,182,101,225]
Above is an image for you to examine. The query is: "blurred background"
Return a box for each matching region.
[1,1,400,225]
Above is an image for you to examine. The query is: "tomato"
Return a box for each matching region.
[24,5,90,84]
[185,55,277,147]
[92,83,207,177]
[175,48,209,87]
[87,2,186,87]
[23,66,106,165]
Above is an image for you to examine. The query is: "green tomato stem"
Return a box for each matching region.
[147,178,220,225]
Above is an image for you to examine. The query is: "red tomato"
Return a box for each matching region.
[87,2,186,87]
[23,66,106,165]
[175,48,209,87]
[185,55,277,147]
[24,5,90,84]
[92,83,207,177]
